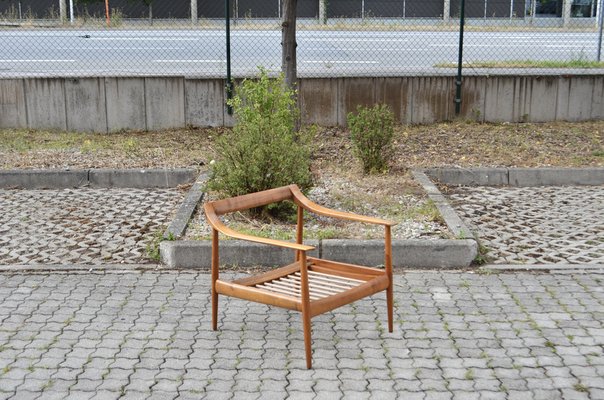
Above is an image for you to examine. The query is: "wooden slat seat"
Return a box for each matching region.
[254,266,373,301]
[204,184,396,369]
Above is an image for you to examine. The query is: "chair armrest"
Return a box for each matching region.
[204,204,315,252]
[289,185,397,227]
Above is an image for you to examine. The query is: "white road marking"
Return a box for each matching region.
[58,47,188,50]
[433,44,596,48]
[303,47,411,51]
[303,38,410,42]
[90,37,201,41]
[0,59,76,62]
[154,59,225,63]
[302,60,379,64]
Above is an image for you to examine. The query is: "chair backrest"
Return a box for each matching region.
[208,185,295,216]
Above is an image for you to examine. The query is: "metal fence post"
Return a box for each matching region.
[225,0,233,115]
[455,0,466,116]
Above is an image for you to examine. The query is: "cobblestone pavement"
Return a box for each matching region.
[447,186,604,265]
[0,189,184,265]
[0,270,603,399]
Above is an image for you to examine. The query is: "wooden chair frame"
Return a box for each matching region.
[204,184,396,369]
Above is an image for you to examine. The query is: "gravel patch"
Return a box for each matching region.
[186,175,449,240]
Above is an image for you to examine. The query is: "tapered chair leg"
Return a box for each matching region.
[299,251,313,369]
[387,284,393,333]
[302,309,312,369]
[212,229,219,331]
[385,225,393,333]
[212,289,218,331]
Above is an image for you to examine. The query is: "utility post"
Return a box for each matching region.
[59,0,67,24]
[319,0,327,24]
[563,0,572,27]
[598,0,604,61]
[191,0,197,24]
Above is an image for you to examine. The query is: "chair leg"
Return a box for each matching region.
[387,284,393,333]
[385,225,393,333]
[212,289,218,331]
[302,308,312,369]
[211,228,219,331]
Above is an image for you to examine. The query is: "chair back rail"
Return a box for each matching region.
[210,186,294,215]
[288,185,395,226]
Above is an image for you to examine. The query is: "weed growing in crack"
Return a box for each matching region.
[574,383,589,393]
[145,226,166,262]
[376,320,385,335]
[544,340,557,353]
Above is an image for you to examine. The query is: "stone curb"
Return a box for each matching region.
[160,239,477,269]
[412,170,475,239]
[163,173,208,239]
[0,264,165,273]
[0,168,197,189]
[480,263,604,272]
[426,167,604,187]
[159,170,479,269]
[160,171,478,269]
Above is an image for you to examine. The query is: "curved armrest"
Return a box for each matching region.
[204,204,315,252]
[289,185,397,227]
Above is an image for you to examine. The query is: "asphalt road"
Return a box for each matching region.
[0,29,602,77]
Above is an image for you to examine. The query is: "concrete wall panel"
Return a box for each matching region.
[4,74,603,132]
[556,76,594,121]
[460,76,486,122]
[64,78,107,133]
[526,76,558,122]
[0,79,26,129]
[145,77,185,130]
[374,77,410,123]
[185,79,224,127]
[299,78,338,126]
[590,76,604,119]
[411,76,454,124]
[23,78,67,130]
[338,77,376,126]
[512,77,530,122]
[222,78,242,128]
[484,76,514,122]
[105,77,146,132]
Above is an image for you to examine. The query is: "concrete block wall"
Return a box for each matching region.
[1,74,603,132]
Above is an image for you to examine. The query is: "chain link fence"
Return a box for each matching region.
[1,0,603,77]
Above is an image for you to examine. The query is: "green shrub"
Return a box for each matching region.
[207,70,312,214]
[347,104,395,174]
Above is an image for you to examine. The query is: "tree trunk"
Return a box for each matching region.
[281,0,297,91]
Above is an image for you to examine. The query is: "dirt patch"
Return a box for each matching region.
[2,121,602,239]
[0,127,218,170]
[2,121,601,170]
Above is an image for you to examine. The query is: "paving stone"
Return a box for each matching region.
[2,269,604,399]
[447,186,604,264]
[0,189,184,265]
[120,390,150,400]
